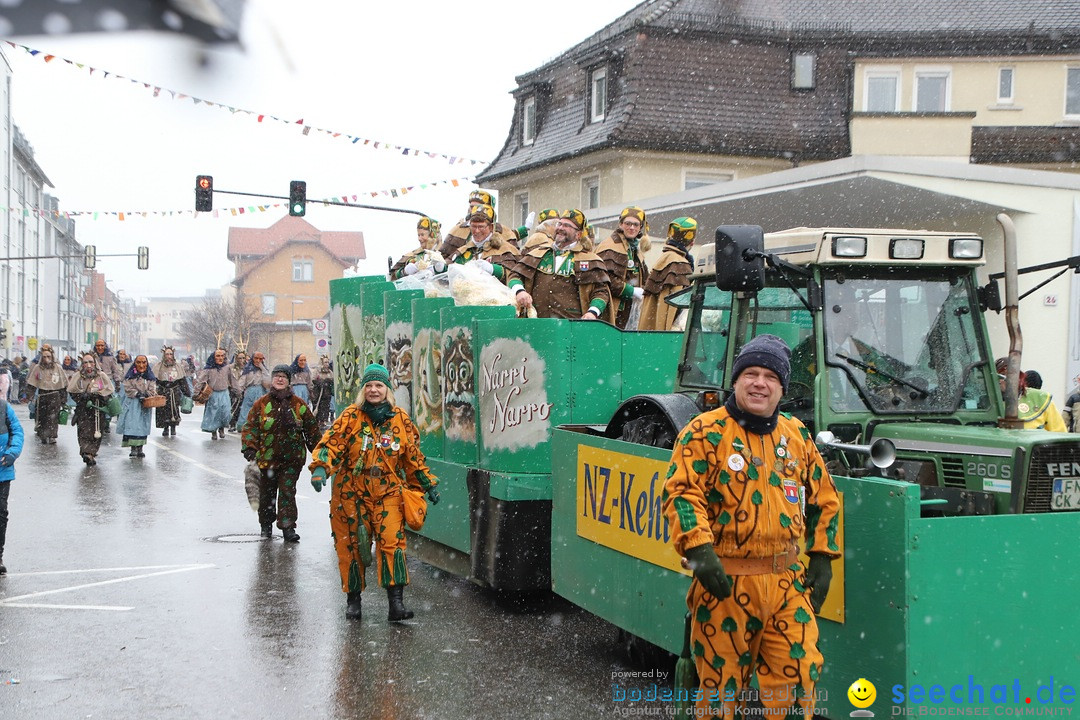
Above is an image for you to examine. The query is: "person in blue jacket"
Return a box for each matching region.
[0,396,25,575]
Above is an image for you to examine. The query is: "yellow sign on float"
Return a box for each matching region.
[576,445,689,575]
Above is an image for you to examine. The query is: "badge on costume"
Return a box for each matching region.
[727,453,746,472]
[578,261,589,271]
[783,479,800,504]
[391,441,400,451]
[775,446,787,459]
[380,434,392,448]
[1018,402,1030,414]
[362,435,372,451]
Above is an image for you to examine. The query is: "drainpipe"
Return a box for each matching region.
[997,213,1023,429]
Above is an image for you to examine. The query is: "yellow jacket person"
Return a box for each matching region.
[662,334,841,716]
[309,363,439,622]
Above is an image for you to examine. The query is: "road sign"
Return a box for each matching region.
[312,318,329,336]
[315,337,330,351]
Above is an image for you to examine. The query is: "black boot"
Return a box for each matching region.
[129,446,138,457]
[137,447,145,458]
[170,426,176,436]
[260,523,272,539]
[387,585,413,622]
[345,592,362,619]
[162,428,169,436]
[0,556,5,575]
[282,527,300,543]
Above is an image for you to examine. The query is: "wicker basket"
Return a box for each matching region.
[142,395,167,409]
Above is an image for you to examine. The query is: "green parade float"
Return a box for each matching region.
[328,219,1080,716]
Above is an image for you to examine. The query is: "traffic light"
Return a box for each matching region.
[289,180,307,217]
[84,244,96,269]
[138,246,149,270]
[0,324,6,345]
[195,175,213,212]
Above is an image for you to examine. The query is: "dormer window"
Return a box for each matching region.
[590,66,608,122]
[522,96,536,145]
[792,52,816,90]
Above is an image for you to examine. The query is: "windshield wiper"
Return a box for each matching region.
[836,353,929,398]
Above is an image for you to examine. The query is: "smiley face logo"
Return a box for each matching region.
[847,678,876,709]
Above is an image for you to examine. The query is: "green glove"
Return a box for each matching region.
[310,467,327,493]
[804,552,834,612]
[684,544,731,601]
[426,487,440,505]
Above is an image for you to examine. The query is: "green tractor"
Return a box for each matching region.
[551,223,1080,715]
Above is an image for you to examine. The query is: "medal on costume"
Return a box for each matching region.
[727,453,746,472]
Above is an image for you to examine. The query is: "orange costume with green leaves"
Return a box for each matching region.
[662,407,841,716]
[309,403,437,592]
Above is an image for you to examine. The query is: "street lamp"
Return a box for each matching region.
[290,299,304,359]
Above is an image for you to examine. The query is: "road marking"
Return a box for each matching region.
[2,602,134,611]
[8,563,213,577]
[150,441,233,479]
[0,563,215,608]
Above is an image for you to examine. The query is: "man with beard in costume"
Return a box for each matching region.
[507,209,613,322]
[240,364,321,542]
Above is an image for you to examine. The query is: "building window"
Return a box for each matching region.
[865,69,900,112]
[522,96,536,145]
[515,192,529,227]
[792,52,816,90]
[589,66,607,122]
[262,294,276,315]
[582,175,600,210]
[914,68,950,112]
[684,170,734,191]
[1067,68,1080,117]
[292,259,313,282]
[998,67,1015,104]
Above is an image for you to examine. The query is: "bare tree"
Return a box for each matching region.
[177,292,264,361]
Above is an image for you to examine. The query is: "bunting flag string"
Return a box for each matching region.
[7,41,492,168]
[1,177,472,220]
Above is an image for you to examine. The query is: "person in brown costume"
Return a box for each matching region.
[596,206,652,329]
[639,217,698,331]
[436,203,520,283]
[507,209,613,322]
[26,347,67,444]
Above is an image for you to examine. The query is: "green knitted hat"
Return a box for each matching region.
[361,363,390,387]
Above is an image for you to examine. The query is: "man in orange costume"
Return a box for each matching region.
[663,334,841,717]
[309,363,439,622]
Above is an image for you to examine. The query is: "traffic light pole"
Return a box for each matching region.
[208,188,430,218]
[0,253,141,261]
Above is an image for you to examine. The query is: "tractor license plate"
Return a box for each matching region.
[1051,478,1080,510]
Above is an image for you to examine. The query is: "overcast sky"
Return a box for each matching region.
[6,0,644,301]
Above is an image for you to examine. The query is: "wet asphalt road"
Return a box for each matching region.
[0,404,672,720]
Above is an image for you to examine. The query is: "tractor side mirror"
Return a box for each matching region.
[715,225,765,292]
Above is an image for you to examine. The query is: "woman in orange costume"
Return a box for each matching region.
[308,363,439,622]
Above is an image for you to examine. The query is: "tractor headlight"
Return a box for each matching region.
[950,238,983,259]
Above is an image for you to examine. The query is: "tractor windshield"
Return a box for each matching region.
[822,267,994,415]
